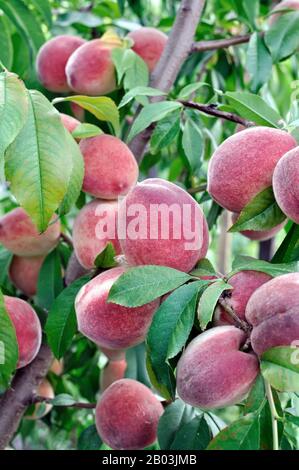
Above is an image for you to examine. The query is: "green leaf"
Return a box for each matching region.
[207,413,260,450]
[170,415,212,450]
[198,280,232,331]
[45,275,90,359]
[0,289,18,390]
[30,0,52,28]
[53,96,120,135]
[150,109,181,153]
[190,258,218,278]
[108,265,193,307]
[157,399,197,450]
[78,425,102,450]
[261,346,299,392]
[112,48,149,91]
[36,249,63,311]
[71,123,103,140]
[94,242,117,269]
[177,82,214,100]
[225,91,281,128]
[229,187,286,233]
[272,223,299,263]
[50,394,77,406]
[0,247,13,287]
[182,118,203,171]
[244,375,266,414]
[128,101,183,142]
[0,17,13,69]
[231,255,298,277]
[247,33,272,93]
[5,90,72,232]
[265,11,299,63]
[119,86,166,108]
[117,0,125,15]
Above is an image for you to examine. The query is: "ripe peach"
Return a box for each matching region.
[79,135,138,199]
[176,326,259,409]
[246,273,299,356]
[127,27,168,72]
[231,212,285,241]
[9,255,44,297]
[0,208,61,256]
[118,178,209,273]
[75,267,159,350]
[100,347,126,362]
[73,199,121,270]
[96,379,163,450]
[60,113,80,134]
[269,0,299,25]
[66,33,122,96]
[207,127,296,213]
[273,147,299,224]
[100,359,127,391]
[4,296,42,369]
[27,379,55,420]
[70,102,85,122]
[214,270,272,326]
[36,35,86,92]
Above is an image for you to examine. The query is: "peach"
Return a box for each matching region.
[269,0,299,25]
[246,273,299,356]
[79,135,138,199]
[50,358,64,376]
[4,296,42,369]
[70,102,85,122]
[207,127,296,213]
[231,212,285,241]
[0,208,61,256]
[100,347,126,362]
[127,27,168,72]
[176,326,259,409]
[65,33,122,96]
[100,359,127,391]
[27,379,55,420]
[73,199,121,270]
[214,270,272,326]
[118,178,209,273]
[9,255,44,297]
[36,35,86,92]
[75,267,159,350]
[60,113,80,134]
[273,147,299,224]
[96,379,163,450]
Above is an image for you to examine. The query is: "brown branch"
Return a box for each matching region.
[191,34,251,53]
[179,100,255,127]
[0,343,53,449]
[129,0,206,162]
[32,396,96,409]
[218,298,251,333]
[188,183,207,195]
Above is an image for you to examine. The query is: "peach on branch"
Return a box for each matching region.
[60,113,80,134]
[9,255,44,297]
[127,27,168,72]
[100,358,127,391]
[273,147,299,224]
[27,379,55,420]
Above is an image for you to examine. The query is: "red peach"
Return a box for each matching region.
[27,379,55,420]
[269,0,299,25]
[273,147,299,224]
[100,347,126,362]
[36,35,86,92]
[127,27,168,72]
[96,379,164,450]
[75,267,159,350]
[0,208,61,256]
[70,102,85,122]
[9,255,45,297]
[79,135,138,199]
[100,359,127,391]
[60,113,80,134]
[176,326,259,409]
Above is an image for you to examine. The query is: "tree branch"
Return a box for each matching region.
[0,343,53,449]
[191,34,251,53]
[218,298,251,333]
[129,0,206,162]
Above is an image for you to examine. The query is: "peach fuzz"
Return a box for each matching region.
[9,255,44,297]
[73,199,121,270]
[36,35,86,92]
[100,359,127,391]
[207,127,296,213]
[79,135,138,199]
[65,33,122,96]
[214,270,272,326]
[4,296,42,369]
[75,267,159,350]
[27,379,55,420]
[246,273,299,356]
[273,146,299,224]
[176,326,259,409]
[60,113,80,134]
[127,27,168,72]
[0,208,61,256]
[231,212,286,241]
[118,178,209,273]
[268,0,299,25]
[96,379,164,450]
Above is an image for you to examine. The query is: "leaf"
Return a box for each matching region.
[247,33,272,93]
[50,394,77,406]
[265,11,299,63]
[146,281,205,399]
[244,375,266,414]
[0,289,18,390]
[45,275,90,359]
[53,96,120,135]
[72,123,103,140]
[272,223,299,263]
[0,247,13,287]
[150,109,181,153]
[225,91,281,128]
[128,101,183,142]
[190,258,218,278]
[94,242,117,269]
[108,265,193,307]
[182,118,204,171]
[0,17,13,69]
[5,90,72,232]
[157,399,197,450]
[117,0,125,15]
[119,86,166,108]
[198,280,232,331]
[177,82,214,100]
[207,413,260,450]
[170,415,212,450]
[229,187,286,232]
[112,48,149,91]
[78,425,102,450]
[30,0,52,28]
[261,346,299,393]
[0,72,28,160]
[36,249,64,311]
[231,255,298,277]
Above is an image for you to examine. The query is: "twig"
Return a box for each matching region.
[265,380,280,450]
[191,34,251,53]
[188,183,207,194]
[218,298,251,333]
[32,396,96,409]
[179,100,255,127]
[60,232,73,249]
